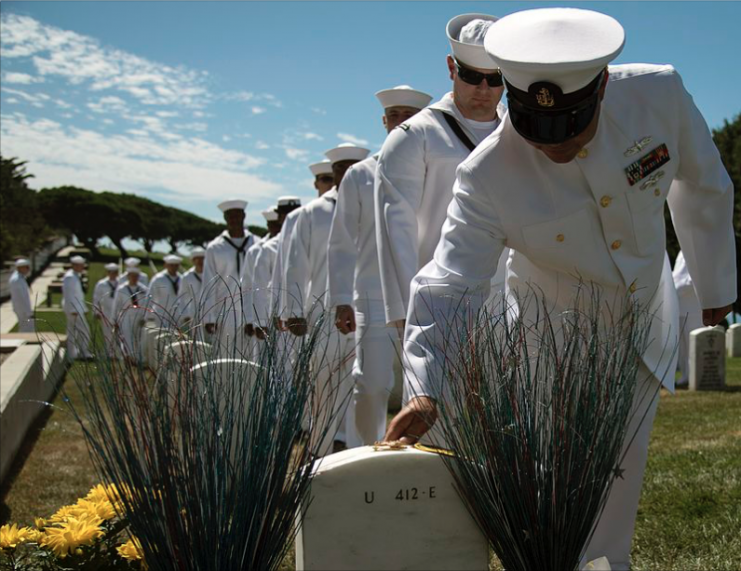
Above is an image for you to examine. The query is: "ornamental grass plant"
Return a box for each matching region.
[414,286,663,571]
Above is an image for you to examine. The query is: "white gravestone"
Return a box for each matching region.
[727,323,741,358]
[689,327,726,391]
[296,445,489,571]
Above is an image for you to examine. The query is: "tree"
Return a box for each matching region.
[0,157,49,263]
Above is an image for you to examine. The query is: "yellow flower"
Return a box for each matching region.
[0,524,40,550]
[40,515,104,558]
[117,536,144,561]
[35,518,47,530]
[76,499,117,521]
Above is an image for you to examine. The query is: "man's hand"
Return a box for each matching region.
[255,326,267,340]
[205,323,216,334]
[286,317,308,336]
[393,319,406,342]
[244,323,255,337]
[703,305,732,327]
[384,396,438,445]
[335,305,356,335]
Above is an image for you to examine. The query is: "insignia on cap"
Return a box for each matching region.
[528,82,563,109]
[536,87,555,108]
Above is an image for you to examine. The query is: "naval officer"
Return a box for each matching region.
[202,199,256,357]
[92,263,120,351]
[62,255,93,361]
[386,8,735,570]
[375,13,509,331]
[285,143,370,453]
[9,259,35,333]
[119,257,149,286]
[327,85,432,445]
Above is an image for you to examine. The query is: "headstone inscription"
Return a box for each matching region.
[727,323,741,358]
[295,445,489,571]
[689,327,726,391]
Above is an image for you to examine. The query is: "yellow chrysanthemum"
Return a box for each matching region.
[76,499,117,521]
[34,518,46,530]
[39,515,104,558]
[0,524,40,550]
[117,536,144,561]
[85,483,126,507]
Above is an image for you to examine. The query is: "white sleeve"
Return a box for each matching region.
[241,246,258,325]
[201,247,219,324]
[252,246,274,326]
[285,210,312,318]
[666,69,736,309]
[328,172,361,308]
[404,163,506,399]
[92,282,105,315]
[10,278,33,320]
[375,124,427,325]
[62,274,77,313]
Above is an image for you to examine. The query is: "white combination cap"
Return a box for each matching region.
[277,195,302,207]
[164,255,182,264]
[124,257,141,267]
[70,255,86,265]
[309,160,333,176]
[262,208,279,222]
[127,266,141,275]
[104,263,118,271]
[447,13,500,70]
[324,143,371,165]
[189,247,206,259]
[218,199,248,212]
[484,8,624,94]
[375,85,433,110]
[15,258,31,268]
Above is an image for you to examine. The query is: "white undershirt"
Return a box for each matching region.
[463,116,500,142]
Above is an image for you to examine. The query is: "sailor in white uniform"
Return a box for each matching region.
[386,9,736,570]
[202,199,255,357]
[375,13,509,330]
[92,263,120,352]
[119,257,149,287]
[673,251,704,388]
[147,255,182,328]
[113,267,149,360]
[62,255,93,361]
[9,258,35,333]
[180,247,206,328]
[327,85,432,445]
[242,207,282,345]
[286,144,370,453]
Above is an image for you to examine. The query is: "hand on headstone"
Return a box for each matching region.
[286,317,308,336]
[205,323,216,334]
[335,305,356,335]
[244,323,255,337]
[703,304,732,327]
[385,396,438,445]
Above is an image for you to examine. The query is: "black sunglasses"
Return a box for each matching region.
[318,175,334,183]
[455,59,503,88]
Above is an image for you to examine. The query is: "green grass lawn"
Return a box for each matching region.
[1,361,739,570]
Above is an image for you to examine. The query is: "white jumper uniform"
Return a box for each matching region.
[672,251,704,385]
[180,267,204,325]
[147,270,182,328]
[119,270,149,286]
[271,209,303,319]
[375,93,509,325]
[328,155,399,444]
[286,188,356,451]
[403,65,735,571]
[251,235,280,329]
[62,268,92,360]
[202,230,255,357]
[93,276,119,349]
[9,270,34,333]
[113,282,149,359]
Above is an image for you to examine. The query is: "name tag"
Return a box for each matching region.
[624,143,670,186]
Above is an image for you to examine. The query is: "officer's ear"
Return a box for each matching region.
[446,55,456,81]
[382,114,388,130]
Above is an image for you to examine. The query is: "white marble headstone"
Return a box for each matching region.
[296,445,488,571]
[726,323,741,358]
[689,327,726,391]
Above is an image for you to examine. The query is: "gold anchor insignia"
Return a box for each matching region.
[536,87,555,107]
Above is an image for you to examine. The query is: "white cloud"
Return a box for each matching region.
[302,132,323,141]
[222,135,231,142]
[0,113,282,203]
[156,110,179,118]
[0,87,51,108]
[174,121,208,133]
[3,71,42,84]
[1,14,210,108]
[255,141,270,150]
[87,95,129,114]
[283,146,309,161]
[251,106,266,115]
[311,107,327,115]
[337,132,369,146]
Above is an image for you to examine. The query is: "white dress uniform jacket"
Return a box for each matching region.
[404,64,735,399]
[180,267,204,323]
[62,268,92,360]
[9,270,34,332]
[672,250,704,384]
[251,235,280,327]
[113,282,149,358]
[271,208,303,319]
[147,269,182,327]
[202,230,255,355]
[375,93,508,325]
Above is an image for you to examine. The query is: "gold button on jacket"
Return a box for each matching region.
[611,240,622,250]
[600,195,612,208]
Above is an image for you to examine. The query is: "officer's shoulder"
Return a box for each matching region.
[607,63,678,89]
[390,108,434,137]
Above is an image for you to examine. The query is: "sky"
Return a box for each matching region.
[1,1,740,231]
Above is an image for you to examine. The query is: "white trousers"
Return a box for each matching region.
[311,322,355,455]
[351,312,399,445]
[582,368,662,571]
[676,291,703,385]
[212,314,248,359]
[65,311,92,360]
[17,316,36,333]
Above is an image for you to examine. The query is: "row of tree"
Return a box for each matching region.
[0,156,266,262]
